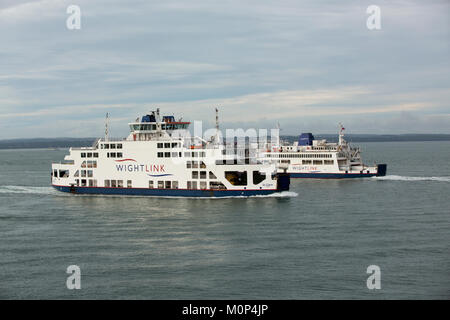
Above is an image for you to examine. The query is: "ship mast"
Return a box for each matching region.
[214,107,221,144]
[338,123,345,146]
[215,107,219,132]
[105,112,109,142]
[156,108,162,135]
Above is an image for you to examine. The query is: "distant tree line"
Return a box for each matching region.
[0,138,97,149]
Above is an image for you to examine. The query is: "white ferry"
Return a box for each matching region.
[259,124,387,179]
[51,109,290,197]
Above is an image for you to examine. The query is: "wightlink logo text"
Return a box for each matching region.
[116,163,165,173]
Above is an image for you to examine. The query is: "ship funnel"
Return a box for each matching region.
[299,133,314,146]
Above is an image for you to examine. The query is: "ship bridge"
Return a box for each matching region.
[127,109,190,141]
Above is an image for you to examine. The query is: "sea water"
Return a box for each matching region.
[0,141,449,299]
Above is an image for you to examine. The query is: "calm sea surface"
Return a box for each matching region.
[0,141,449,299]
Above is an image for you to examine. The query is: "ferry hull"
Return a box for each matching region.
[290,172,378,179]
[289,164,387,179]
[52,185,281,197]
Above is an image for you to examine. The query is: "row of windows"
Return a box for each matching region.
[81,160,97,168]
[191,171,217,179]
[131,123,189,131]
[104,180,128,188]
[186,181,227,190]
[101,144,122,149]
[283,147,335,151]
[149,180,223,189]
[107,152,123,158]
[75,170,94,177]
[157,152,182,158]
[267,153,333,159]
[184,151,206,158]
[155,150,207,158]
[53,169,69,178]
[186,161,206,169]
[133,124,157,131]
[278,159,335,165]
[149,181,179,189]
[75,179,97,187]
[187,181,207,190]
[100,179,224,189]
[73,179,228,190]
[81,152,99,158]
[301,160,334,165]
[157,142,182,148]
[311,147,336,151]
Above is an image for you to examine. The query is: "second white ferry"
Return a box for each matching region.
[259,124,387,179]
[51,109,290,197]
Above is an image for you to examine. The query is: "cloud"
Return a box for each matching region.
[0,0,448,138]
[0,0,65,20]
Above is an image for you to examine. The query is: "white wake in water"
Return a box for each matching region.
[144,191,299,199]
[372,175,450,182]
[0,185,57,195]
[252,191,299,198]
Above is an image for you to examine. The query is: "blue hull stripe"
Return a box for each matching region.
[52,185,278,197]
[290,172,378,179]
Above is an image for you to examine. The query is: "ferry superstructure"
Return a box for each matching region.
[259,124,387,179]
[51,109,290,197]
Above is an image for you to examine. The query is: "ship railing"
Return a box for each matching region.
[101,138,127,142]
[70,147,96,151]
[52,161,75,165]
[69,138,127,150]
[92,138,101,148]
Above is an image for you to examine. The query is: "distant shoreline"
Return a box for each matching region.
[1,134,450,149]
[283,134,450,144]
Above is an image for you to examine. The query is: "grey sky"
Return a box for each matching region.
[0,0,449,138]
